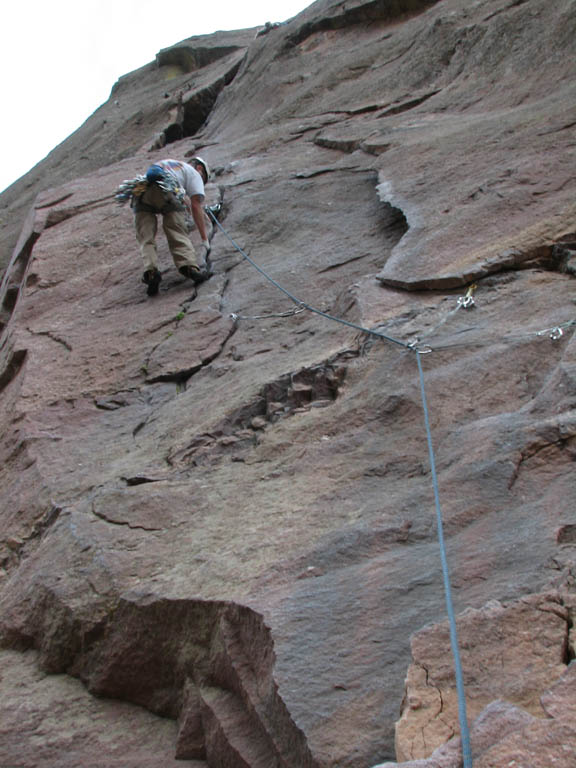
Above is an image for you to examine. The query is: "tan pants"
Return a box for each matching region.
[134,185,199,272]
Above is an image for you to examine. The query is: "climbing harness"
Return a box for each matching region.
[114,169,187,209]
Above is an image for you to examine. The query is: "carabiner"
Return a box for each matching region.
[550,327,563,341]
[537,326,564,341]
[407,339,433,354]
[457,295,475,309]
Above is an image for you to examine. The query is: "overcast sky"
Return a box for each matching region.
[1,0,313,194]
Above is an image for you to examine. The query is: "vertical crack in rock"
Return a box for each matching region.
[537,597,574,666]
[156,44,245,74]
[561,607,573,664]
[0,233,40,333]
[0,347,27,396]
[556,525,576,546]
[395,594,574,762]
[157,48,246,145]
[0,287,20,330]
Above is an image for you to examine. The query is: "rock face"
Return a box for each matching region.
[0,1,575,766]
[390,593,573,763]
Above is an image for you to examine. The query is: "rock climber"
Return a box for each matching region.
[116,157,212,296]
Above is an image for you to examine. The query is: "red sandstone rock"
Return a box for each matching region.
[0,648,204,768]
[394,593,569,760]
[0,0,575,766]
[372,677,576,768]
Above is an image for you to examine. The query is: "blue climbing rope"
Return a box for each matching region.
[208,211,410,350]
[416,351,473,767]
[208,210,473,765]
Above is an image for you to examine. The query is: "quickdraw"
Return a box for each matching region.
[456,283,477,310]
[537,326,564,341]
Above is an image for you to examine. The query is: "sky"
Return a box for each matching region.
[1,0,314,194]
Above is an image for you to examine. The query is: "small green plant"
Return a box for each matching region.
[175,311,185,321]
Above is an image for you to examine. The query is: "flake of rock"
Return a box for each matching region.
[394,593,568,761]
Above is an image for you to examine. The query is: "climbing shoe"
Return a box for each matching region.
[142,268,162,296]
[179,265,212,284]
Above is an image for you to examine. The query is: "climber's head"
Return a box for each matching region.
[193,157,210,184]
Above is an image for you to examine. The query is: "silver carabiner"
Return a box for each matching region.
[457,295,475,309]
[550,327,563,341]
[537,326,564,340]
[407,339,433,354]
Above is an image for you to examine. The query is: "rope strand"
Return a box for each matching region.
[416,352,473,768]
[208,211,411,350]
[209,210,480,765]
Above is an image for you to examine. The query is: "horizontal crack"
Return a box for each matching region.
[379,243,576,292]
[35,192,74,210]
[91,502,161,532]
[483,0,530,23]
[44,196,112,229]
[537,120,576,137]
[122,475,163,486]
[375,90,441,119]
[317,253,367,273]
[284,0,440,49]
[27,327,72,352]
